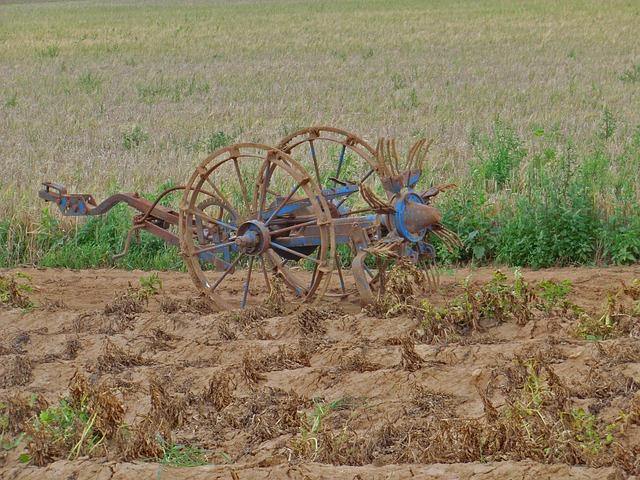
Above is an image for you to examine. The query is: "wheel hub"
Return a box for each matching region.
[390,192,442,242]
[235,220,271,255]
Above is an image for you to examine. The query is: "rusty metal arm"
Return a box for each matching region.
[39,181,179,223]
[39,181,182,259]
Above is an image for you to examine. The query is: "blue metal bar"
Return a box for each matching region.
[241,256,255,308]
[270,241,319,263]
[264,180,304,227]
[310,141,322,188]
[259,183,360,221]
[335,144,346,182]
[189,207,238,232]
[212,253,244,290]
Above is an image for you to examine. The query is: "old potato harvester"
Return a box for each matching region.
[39,126,461,310]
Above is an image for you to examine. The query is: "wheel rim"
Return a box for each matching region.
[179,143,335,310]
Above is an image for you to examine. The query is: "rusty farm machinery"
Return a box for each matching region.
[39,126,461,310]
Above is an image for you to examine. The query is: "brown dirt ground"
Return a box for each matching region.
[1,265,639,480]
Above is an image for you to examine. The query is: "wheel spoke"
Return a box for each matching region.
[310,262,319,289]
[233,158,251,214]
[361,168,374,183]
[257,162,275,218]
[363,264,374,279]
[335,144,346,182]
[188,207,237,232]
[212,253,244,290]
[196,239,236,255]
[270,241,319,264]
[266,250,308,296]
[203,176,234,216]
[241,256,255,308]
[335,192,357,209]
[264,179,306,227]
[309,140,322,188]
[182,141,334,309]
[269,219,317,236]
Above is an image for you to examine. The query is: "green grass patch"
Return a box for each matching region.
[150,435,211,467]
[137,75,210,103]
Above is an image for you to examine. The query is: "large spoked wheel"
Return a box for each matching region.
[179,144,335,310]
[277,126,386,297]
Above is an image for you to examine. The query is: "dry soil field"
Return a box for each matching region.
[1,265,639,479]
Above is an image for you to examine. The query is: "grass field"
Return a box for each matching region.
[1,0,639,267]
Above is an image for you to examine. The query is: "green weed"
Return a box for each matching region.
[26,398,102,464]
[435,185,495,263]
[103,273,162,319]
[150,434,211,467]
[37,45,59,58]
[199,130,236,154]
[562,408,615,454]
[598,108,617,140]
[122,125,147,150]
[433,270,533,331]
[4,92,17,108]
[576,279,640,340]
[78,71,102,94]
[137,75,210,103]
[620,64,640,84]
[0,403,23,453]
[471,120,527,189]
[493,355,617,463]
[21,373,125,466]
[536,279,573,314]
[294,397,360,456]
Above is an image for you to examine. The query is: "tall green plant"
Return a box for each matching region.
[470,121,527,189]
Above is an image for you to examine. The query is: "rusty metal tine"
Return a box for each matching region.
[375,138,387,176]
[112,224,144,260]
[418,139,434,170]
[435,228,462,253]
[423,262,434,291]
[379,138,390,176]
[429,260,438,291]
[440,227,463,247]
[430,259,440,290]
[392,139,400,175]
[411,138,426,171]
[406,138,420,172]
